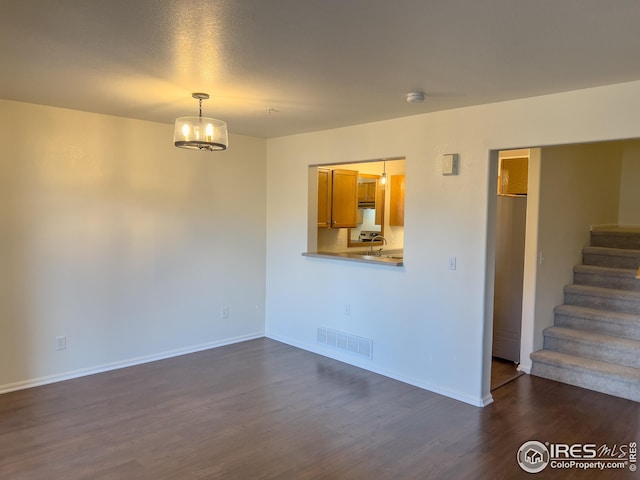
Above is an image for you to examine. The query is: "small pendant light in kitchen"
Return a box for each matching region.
[380,160,387,185]
[174,93,228,151]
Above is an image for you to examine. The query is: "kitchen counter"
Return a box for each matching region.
[302,250,403,266]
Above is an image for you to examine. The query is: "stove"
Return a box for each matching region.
[359,230,382,242]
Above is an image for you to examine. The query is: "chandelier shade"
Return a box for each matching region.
[174,93,228,151]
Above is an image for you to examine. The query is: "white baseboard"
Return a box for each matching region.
[266,332,490,408]
[518,361,532,374]
[0,332,264,395]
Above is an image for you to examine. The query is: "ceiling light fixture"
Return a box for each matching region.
[380,161,387,185]
[174,93,228,151]
[406,91,425,104]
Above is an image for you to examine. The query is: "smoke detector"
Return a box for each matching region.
[406,91,425,103]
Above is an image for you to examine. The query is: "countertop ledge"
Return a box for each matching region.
[302,251,403,267]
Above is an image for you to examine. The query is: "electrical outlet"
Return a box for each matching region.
[344,304,351,316]
[55,336,66,351]
[221,306,229,319]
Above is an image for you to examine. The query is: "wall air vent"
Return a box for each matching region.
[317,327,373,360]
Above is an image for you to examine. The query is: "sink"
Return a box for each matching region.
[352,251,379,258]
[351,251,403,261]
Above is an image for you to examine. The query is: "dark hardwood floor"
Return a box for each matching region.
[0,338,638,479]
[491,356,524,391]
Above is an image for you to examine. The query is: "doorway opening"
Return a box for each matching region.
[491,149,529,390]
[486,139,640,396]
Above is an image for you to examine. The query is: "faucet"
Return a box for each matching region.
[369,235,387,256]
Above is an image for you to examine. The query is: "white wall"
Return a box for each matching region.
[265,80,640,407]
[519,148,541,375]
[619,141,640,225]
[0,99,267,391]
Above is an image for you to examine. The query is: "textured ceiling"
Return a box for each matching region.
[2,0,640,138]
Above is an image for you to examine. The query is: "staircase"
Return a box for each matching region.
[530,228,640,402]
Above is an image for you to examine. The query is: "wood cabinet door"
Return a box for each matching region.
[331,169,358,228]
[317,168,332,228]
[499,157,528,195]
[358,182,376,203]
[375,179,384,226]
[389,174,405,226]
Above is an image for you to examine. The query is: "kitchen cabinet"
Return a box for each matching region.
[375,179,384,226]
[389,174,405,226]
[499,157,528,195]
[330,169,358,228]
[358,181,376,204]
[317,168,332,228]
[317,168,358,229]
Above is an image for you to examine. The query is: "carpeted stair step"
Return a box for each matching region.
[542,326,640,368]
[564,284,640,315]
[591,229,640,250]
[573,264,640,291]
[530,350,640,402]
[554,304,640,341]
[582,246,640,269]
[533,227,640,401]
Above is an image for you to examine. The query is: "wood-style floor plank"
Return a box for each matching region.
[0,338,638,479]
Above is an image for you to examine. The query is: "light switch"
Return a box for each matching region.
[448,256,457,270]
[442,154,459,176]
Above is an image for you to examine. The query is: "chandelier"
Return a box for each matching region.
[174,93,228,151]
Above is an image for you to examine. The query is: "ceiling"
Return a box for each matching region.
[2,0,640,139]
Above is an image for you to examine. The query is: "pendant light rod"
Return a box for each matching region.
[192,92,209,117]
